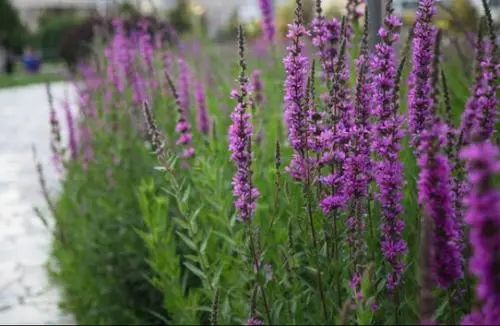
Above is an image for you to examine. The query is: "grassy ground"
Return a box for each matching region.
[0,63,67,88]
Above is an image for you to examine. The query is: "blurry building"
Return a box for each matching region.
[10,0,107,31]
[395,0,500,21]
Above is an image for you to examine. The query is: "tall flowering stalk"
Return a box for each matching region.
[346,0,363,25]
[229,26,259,222]
[138,20,158,91]
[311,0,341,85]
[142,101,168,167]
[229,26,272,324]
[62,99,78,161]
[178,58,191,118]
[283,0,310,181]
[285,2,329,318]
[460,2,498,145]
[250,70,265,107]
[417,122,463,289]
[46,83,63,169]
[165,71,195,160]
[345,9,372,283]
[370,2,406,290]
[138,20,154,71]
[460,142,500,325]
[258,0,275,43]
[132,71,147,105]
[408,0,437,149]
[319,19,352,215]
[104,19,130,94]
[195,82,210,135]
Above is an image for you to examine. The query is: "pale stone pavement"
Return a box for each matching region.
[0,83,74,324]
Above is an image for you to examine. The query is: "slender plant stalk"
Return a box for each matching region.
[246,223,273,325]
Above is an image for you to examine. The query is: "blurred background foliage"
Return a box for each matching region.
[0,0,494,69]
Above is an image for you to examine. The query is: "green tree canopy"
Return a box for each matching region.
[0,0,28,51]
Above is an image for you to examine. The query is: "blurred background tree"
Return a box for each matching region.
[401,0,480,35]
[33,9,86,62]
[0,0,28,53]
[168,0,192,34]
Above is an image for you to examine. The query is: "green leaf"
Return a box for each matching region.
[183,262,207,280]
[176,231,198,251]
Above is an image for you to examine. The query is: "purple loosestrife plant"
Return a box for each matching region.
[132,71,147,105]
[408,0,437,149]
[319,21,352,215]
[258,0,275,43]
[105,19,130,94]
[460,142,500,325]
[417,122,463,288]
[195,81,210,135]
[345,9,372,274]
[460,9,498,145]
[346,0,363,25]
[46,83,63,170]
[311,0,341,85]
[370,2,406,290]
[77,90,94,170]
[251,70,265,106]
[178,58,191,118]
[165,71,195,160]
[62,99,78,161]
[138,20,154,70]
[283,0,310,182]
[229,26,259,222]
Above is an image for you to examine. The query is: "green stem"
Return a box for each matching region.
[367,194,375,263]
[247,224,273,325]
[333,210,342,308]
[305,181,328,321]
[449,291,456,325]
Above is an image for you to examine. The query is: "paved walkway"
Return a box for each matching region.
[0,83,74,324]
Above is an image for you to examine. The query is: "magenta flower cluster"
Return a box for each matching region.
[461,142,500,325]
[460,34,498,145]
[370,10,406,290]
[195,82,210,135]
[311,7,341,83]
[417,122,463,288]
[408,0,437,148]
[229,29,259,222]
[258,0,275,43]
[283,16,310,181]
[251,70,265,106]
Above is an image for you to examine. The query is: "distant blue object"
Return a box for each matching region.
[22,54,41,73]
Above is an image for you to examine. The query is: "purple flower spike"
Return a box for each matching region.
[177,58,191,117]
[258,0,275,43]
[138,20,154,70]
[251,70,265,106]
[417,122,463,288]
[283,2,310,181]
[195,82,211,135]
[370,3,406,290]
[247,317,263,326]
[165,70,195,161]
[460,34,498,145]
[62,99,78,161]
[460,142,500,325]
[311,0,341,84]
[229,27,259,222]
[408,0,437,149]
[105,19,131,94]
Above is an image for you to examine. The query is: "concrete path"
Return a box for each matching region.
[0,83,74,324]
